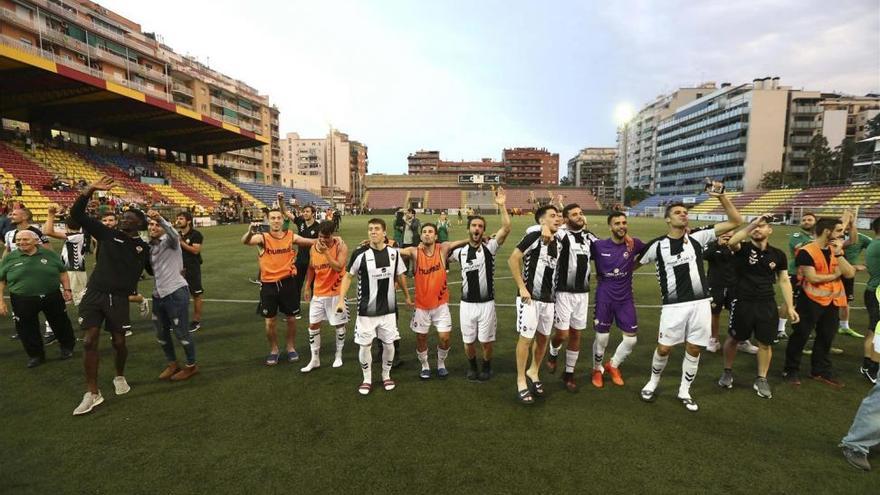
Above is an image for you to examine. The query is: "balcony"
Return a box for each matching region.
[172,83,194,97]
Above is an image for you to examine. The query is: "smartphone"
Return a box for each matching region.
[704,178,725,194]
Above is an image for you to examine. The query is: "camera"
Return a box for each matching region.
[249,222,262,233]
[704,178,725,194]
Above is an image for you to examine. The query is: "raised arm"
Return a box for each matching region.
[71,176,116,240]
[493,186,512,245]
[727,214,770,252]
[242,224,264,246]
[43,204,67,240]
[710,186,743,236]
[147,210,179,248]
[831,238,857,279]
[842,208,858,247]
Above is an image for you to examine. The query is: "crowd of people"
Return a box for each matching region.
[0,177,877,471]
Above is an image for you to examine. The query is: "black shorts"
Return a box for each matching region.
[258,277,299,318]
[184,265,204,296]
[78,289,132,334]
[729,298,777,345]
[842,277,855,302]
[865,289,879,334]
[710,287,735,315]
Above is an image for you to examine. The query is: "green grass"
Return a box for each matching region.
[1,215,876,493]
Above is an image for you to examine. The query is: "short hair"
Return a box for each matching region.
[302,205,315,214]
[318,220,335,236]
[407,208,416,215]
[267,208,283,217]
[101,211,117,220]
[534,205,558,223]
[177,211,193,223]
[562,203,581,218]
[125,208,147,230]
[468,215,486,229]
[607,211,627,224]
[421,222,437,235]
[664,202,687,218]
[368,218,386,231]
[872,217,880,234]
[814,217,841,237]
[66,218,82,231]
[802,212,817,220]
[16,207,33,222]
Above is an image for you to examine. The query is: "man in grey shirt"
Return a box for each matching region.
[146,210,198,381]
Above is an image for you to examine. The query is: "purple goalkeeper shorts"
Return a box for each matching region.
[593,297,638,334]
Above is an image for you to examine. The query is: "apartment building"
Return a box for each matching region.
[567,147,616,206]
[0,0,279,183]
[407,147,559,185]
[280,131,368,202]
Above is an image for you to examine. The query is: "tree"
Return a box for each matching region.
[759,171,784,189]
[624,186,650,206]
[833,138,856,181]
[805,134,835,186]
[559,176,572,186]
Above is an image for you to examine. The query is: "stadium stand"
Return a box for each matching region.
[364,189,406,210]
[628,193,710,216]
[81,150,172,204]
[25,146,128,199]
[234,181,330,209]
[740,188,802,215]
[425,189,462,210]
[0,144,54,220]
[192,168,264,208]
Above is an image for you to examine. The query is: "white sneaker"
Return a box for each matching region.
[737,340,759,355]
[332,354,343,368]
[706,338,720,353]
[124,330,133,337]
[113,376,131,395]
[73,391,104,416]
[300,360,320,373]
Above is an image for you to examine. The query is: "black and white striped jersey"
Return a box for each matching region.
[639,226,717,305]
[516,230,559,303]
[347,245,406,317]
[449,238,499,303]
[62,232,86,272]
[555,228,598,293]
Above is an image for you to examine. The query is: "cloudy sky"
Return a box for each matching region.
[105,0,879,177]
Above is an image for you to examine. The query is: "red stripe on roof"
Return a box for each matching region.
[145,96,176,112]
[55,64,108,89]
[202,116,223,127]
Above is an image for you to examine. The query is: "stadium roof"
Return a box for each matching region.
[0,43,269,155]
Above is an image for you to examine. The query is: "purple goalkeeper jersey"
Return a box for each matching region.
[591,237,644,302]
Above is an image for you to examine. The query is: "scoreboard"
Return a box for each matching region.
[458,174,501,185]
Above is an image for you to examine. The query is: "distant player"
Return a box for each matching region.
[175,211,204,332]
[509,205,560,404]
[336,218,412,395]
[590,212,644,388]
[637,181,742,412]
[242,209,317,366]
[448,187,511,381]
[42,205,87,306]
[300,220,349,372]
[545,203,599,392]
[399,223,467,379]
[718,215,798,399]
[839,215,869,338]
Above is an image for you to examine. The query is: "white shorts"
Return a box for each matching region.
[309,295,349,327]
[459,301,497,344]
[411,304,452,334]
[354,313,400,346]
[554,292,589,331]
[516,297,555,340]
[657,298,712,347]
[69,271,88,306]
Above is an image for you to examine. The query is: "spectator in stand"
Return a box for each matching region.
[14,179,23,197]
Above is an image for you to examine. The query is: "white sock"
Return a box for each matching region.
[564,350,579,373]
[646,349,669,391]
[777,319,787,333]
[679,353,700,398]
[358,345,372,383]
[417,349,429,370]
[610,335,637,368]
[381,342,395,381]
[308,329,321,360]
[549,343,561,357]
[840,320,849,330]
[593,332,610,371]
[437,347,449,369]
[335,327,346,354]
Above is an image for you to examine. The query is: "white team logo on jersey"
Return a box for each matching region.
[40,258,48,264]
[768,261,776,270]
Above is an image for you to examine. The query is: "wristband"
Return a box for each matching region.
[63,288,72,292]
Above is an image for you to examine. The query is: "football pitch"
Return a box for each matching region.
[1,214,875,493]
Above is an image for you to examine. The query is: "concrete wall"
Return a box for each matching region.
[743,89,788,191]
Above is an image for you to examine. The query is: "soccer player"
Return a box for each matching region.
[784,213,856,387]
[301,220,349,372]
[336,218,411,395]
[545,203,599,392]
[449,187,511,381]
[590,212,644,388]
[400,223,469,380]
[3,206,49,257]
[509,205,560,404]
[146,210,197,381]
[637,182,742,412]
[283,200,319,320]
[839,215,870,338]
[70,177,151,416]
[861,218,880,384]
[175,211,204,333]
[242,209,317,366]
[704,233,759,355]
[43,205,86,306]
[717,215,798,399]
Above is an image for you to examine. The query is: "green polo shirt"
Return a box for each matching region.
[865,238,880,291]
[0,247,66,296]
[844,232,872,263]
[788,231,812,273]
